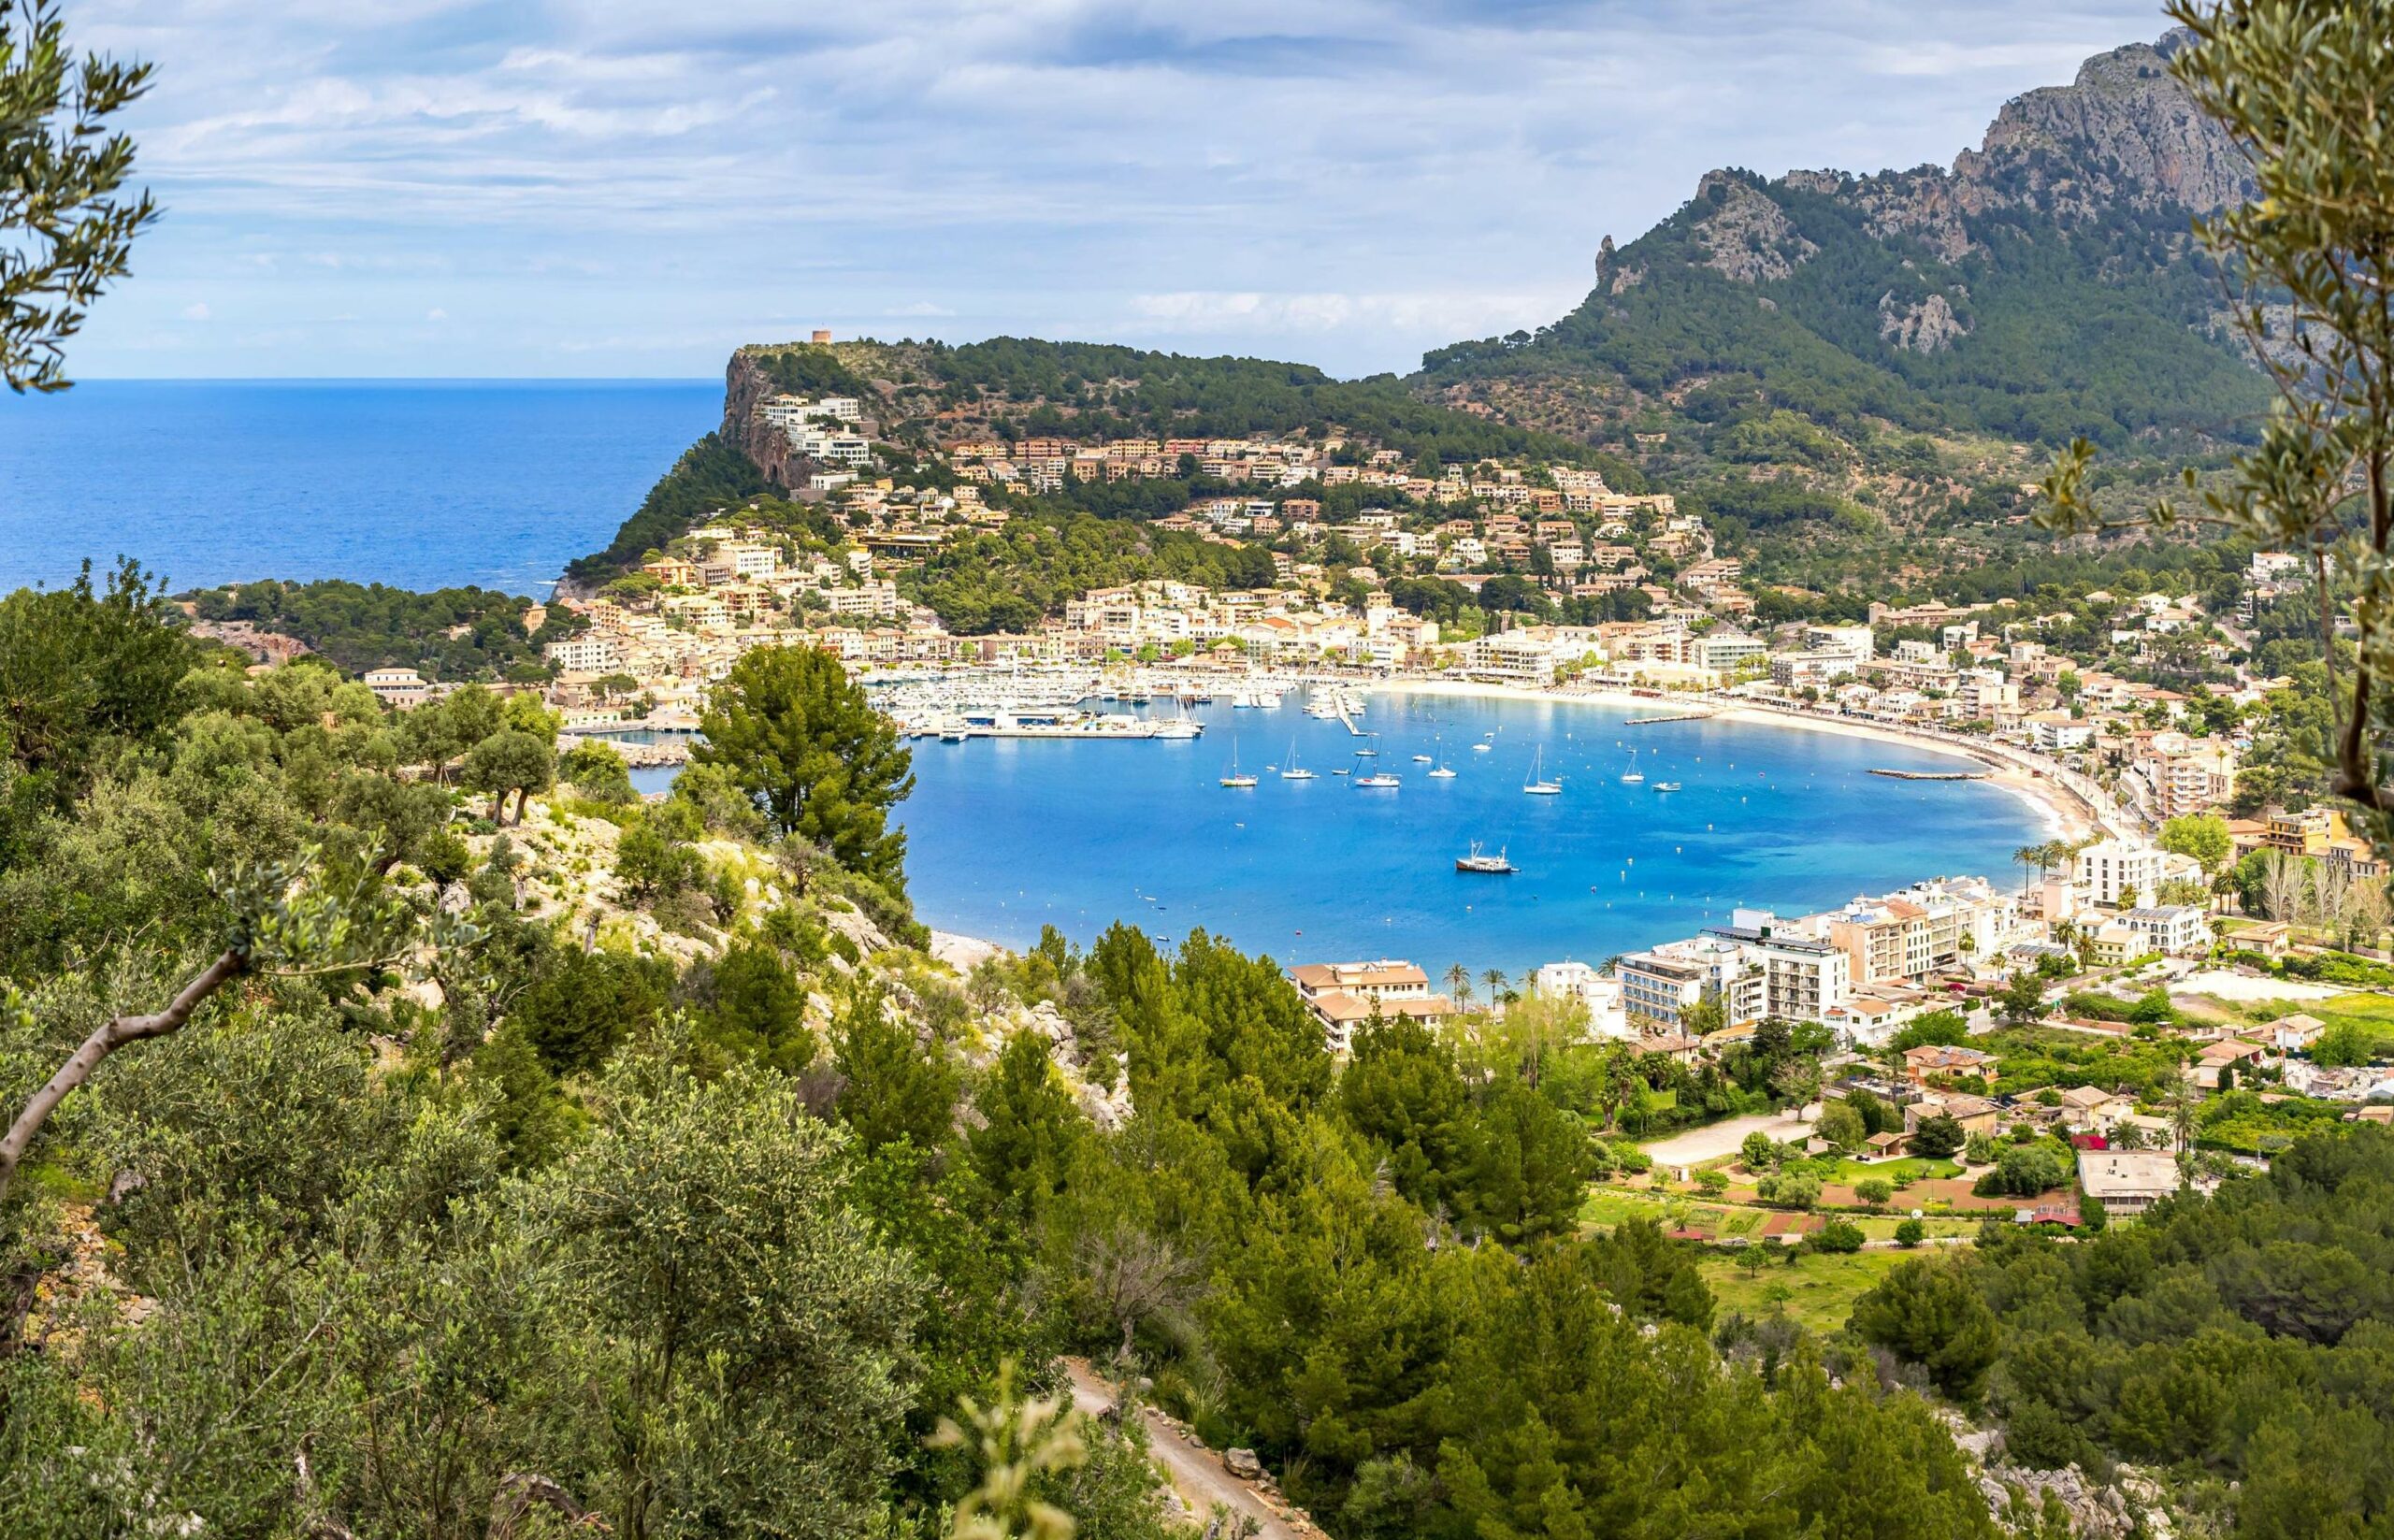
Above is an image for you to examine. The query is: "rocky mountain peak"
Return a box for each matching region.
[1672,31,2251,285]
[1953,30,2253,216]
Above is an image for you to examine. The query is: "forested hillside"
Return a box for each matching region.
[183,578,587,682]
[2,565,2014,1539]
[1858,1124,2394,1538]
[571,338,1640,581]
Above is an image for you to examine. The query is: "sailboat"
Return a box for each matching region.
[1354,732,1380,757]
[1219,742,1258,788]
[1470,731,1493,753]
[1354,747,1400,788]
[1279,740,1316,781]
[1619,747,1645,785]
[1428,756,1457,779]
[1523,746,1562,796]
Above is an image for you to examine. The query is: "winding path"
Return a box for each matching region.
[1064,1360,1309,1540]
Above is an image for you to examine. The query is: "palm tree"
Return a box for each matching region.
[2013,843,2042,898]
[1480,967,1508,1001]
[2170,1061,2200,1159]
[1445,961,1472,1009]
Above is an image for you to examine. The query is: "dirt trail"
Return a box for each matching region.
[1063,1360,1310,1540]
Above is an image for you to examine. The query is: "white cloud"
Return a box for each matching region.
[425,308,448,321]
[67,0,2172,377]
[180,301,211,321]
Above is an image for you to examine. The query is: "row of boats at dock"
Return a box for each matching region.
[882,671,1348,742]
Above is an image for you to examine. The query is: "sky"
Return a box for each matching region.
[64,0,2172,381]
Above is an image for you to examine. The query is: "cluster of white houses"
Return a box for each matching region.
[1287,842,2228,1056]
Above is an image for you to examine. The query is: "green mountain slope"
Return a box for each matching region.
[571,338,1634,579]
[1419,32,2271,459]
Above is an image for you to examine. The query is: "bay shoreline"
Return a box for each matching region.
[920,675,2111,971]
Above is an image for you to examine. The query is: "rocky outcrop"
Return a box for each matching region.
[723,350,808,489]
[1956,33,2253,218]
[1691,171,1817,283]
[1878,290,1969,353]
[1670,31,2247,289]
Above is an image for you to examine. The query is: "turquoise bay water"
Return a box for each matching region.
[6,381,2046,973]
[0,380,720,596]
[890,689,2048,979]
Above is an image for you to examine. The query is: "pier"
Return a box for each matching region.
[1868,768,1990,782]
[1624,711,1714,726]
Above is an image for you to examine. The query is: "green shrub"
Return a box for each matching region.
[1812,1220,1866,1254]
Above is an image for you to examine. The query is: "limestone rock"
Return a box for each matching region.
[1879,291,1970,353]
[1222,1447,1265,1482]
[1691,172,1817,283]
[1956,33,2253,219]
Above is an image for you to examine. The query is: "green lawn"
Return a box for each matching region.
[1815,1157,1962,1186]
[1700,1249,1913,1333]
[1579,1188,1673,1228]
[1854,1215,1979,1242]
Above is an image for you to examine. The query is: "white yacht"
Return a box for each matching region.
[1280,740,1316,781]
[1523,746,1562,796]
[1219,743,1257,788]
[1619,748,1645,784]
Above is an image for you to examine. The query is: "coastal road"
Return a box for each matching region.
[1064,1360,1308,1540]
[1640,1111,1810,1169]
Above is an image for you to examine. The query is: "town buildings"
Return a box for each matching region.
[1286,960,1455,1055]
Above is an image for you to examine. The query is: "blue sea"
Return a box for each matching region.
[0,379,721,595]
[7,381,2047,973]
[880,689,2047,979]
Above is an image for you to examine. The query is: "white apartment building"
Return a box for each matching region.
[2026,712,2095,753]
[543,636,623,674]
[2102,904,2214,958]
[699,542,781,586]
[1529,962,1632,1040]
[1693,632,1767,672]
[759,394,862,429]
[1616,950,1709,1028]
[823,582,901,619]
[794,425,872,466]
[1804,623,1875,661]
[2074,841,2192,908]
[1771,650,1859,689]
[1700,926,1852,1025]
